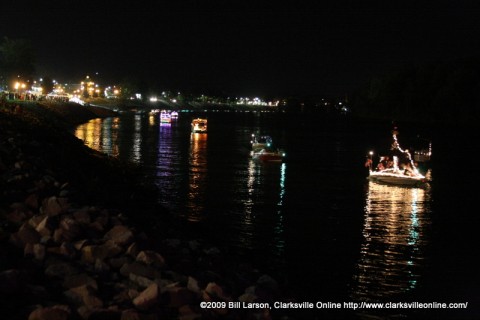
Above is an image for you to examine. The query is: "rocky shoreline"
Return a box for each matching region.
[0,101,298,320]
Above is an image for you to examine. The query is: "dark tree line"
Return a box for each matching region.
[0,37,36,86]
[351,57,480,124]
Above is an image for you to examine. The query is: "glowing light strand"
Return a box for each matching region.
[391,129,420,175]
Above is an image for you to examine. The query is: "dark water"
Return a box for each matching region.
[75,111,479,317]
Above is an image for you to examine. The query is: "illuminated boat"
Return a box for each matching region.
[170,111,179,119]
[191,118,207,133]
[368,166,427,187]
[366,127,429,187]
[251,148,286,163]
[250,133,272,152]
[160,110,172,123]
[413,142,432,163]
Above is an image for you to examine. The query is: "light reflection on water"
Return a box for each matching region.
[241,159,287,256]
[186,132,208,222]
[74,114,287,258]
[131,114,143,163]
[350,181,432,301]
[74,112,441,302]
[276,162,287,254]
[155,122,183,212]
[75,117,122,158]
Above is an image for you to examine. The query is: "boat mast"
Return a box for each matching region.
[391,127,419,174]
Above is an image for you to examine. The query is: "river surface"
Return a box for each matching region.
[74,111,479,317]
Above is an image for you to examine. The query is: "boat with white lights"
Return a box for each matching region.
[251,148,286,163]
[170,111,179,119]
[413,141,432,163]
[368,165,427,186]
[250,133,273,152]
[366,127,430,187]
[191,118,207,133]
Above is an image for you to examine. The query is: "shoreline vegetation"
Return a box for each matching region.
[0,100,302,320]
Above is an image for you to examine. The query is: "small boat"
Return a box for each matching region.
[413,142,432,163]
[160,110,172,123]
[191,118,207,133]
[366,127,429,187]
[251,148,286,163]
[251,133,272,152]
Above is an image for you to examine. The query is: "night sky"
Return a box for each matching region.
[2,1,480,97]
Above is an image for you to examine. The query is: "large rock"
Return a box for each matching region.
[105,225,134,246]
[34,215,54,238]
[72,207,92,224]
[28,305,71,320]
[108,256,133,269]
[202,282,229,301]
[45,260,79,278]
[164,286,196,308]
[79,308,121,320]
[135,250,165,268]
[42,196,69,217]
[64,284,103,309]
[24,243,46,261]
[178,305,202,320]
[121,308,158,320]
[7,202,32,224]
[33,243,46,260]
[129,273,155,288]
[9,223,41,248]
[126,242,139,258]
[81,242,123,264]
[132,283,159,311]
[63,273,98,290]
[187,276,200,294]
[58,217,83,242]
[120,261,160,280]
